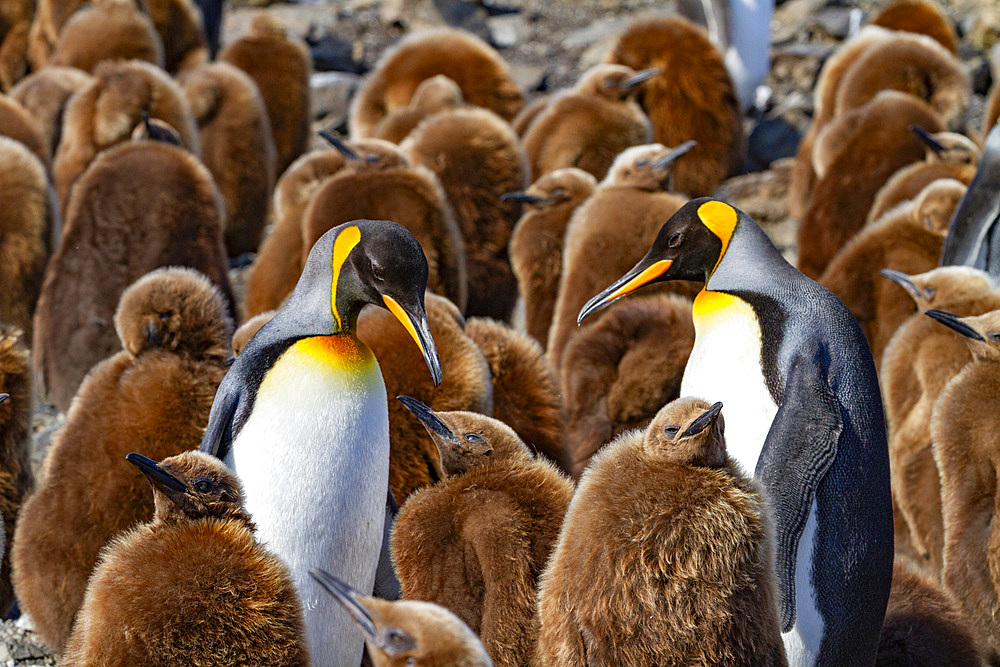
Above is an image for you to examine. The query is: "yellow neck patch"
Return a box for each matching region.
[330,226,362,330]
[290,334,375,370]
[696,200,737,274]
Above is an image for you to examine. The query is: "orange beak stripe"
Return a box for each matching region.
[607,259,673,301]
[383,295,426,357]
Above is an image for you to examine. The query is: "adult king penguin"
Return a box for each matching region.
[578,198,892,665]
[200,220,442,666]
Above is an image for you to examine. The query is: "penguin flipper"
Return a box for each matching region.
[372,490,401,601]
[940,122,1000,270]
[755,352,842,632]
[199,374,242,460]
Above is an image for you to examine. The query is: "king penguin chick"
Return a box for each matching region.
[0,328,34,617]
[372,74,463,144]
[143,0,209,74]
[350,27,523,140]
[8,66,92,157]
[0,136,59,338]
[180,61,277,257]
[48,0,165,74]
[535,398,785,665]
[26,0,86,70]
[392,399,574,667]
[927,308,1000,663]
[579,198,893,664]
[402,104,528,320]
[52,58,200,211]
[547,142,697,372]
[61,451,309,665]
[311,569,493,667]
[0,0,31,92]
[876,557,981,666]
[219,14,310,174]
[0,93,50,167]
[560,292,694,477]
[820,178,965,365]
[199,220,442,665]
[506,168,596,346]
[605,15,744,196]
[797,90,945,279]
[521,64,655,182]
[301,137,468,312]
[869,0,959,54]
[232,309,276,358]
[33,131,232,412]
[14,268,232,651]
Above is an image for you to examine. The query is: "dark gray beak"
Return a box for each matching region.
[620,68,660,89]
[500,191,549,205]
[910,125,946,155]
[651,140,697,169]
[397,396,457,442]
[0,394,8,405]
[310,569,378,641]
[880,269,923,301]
[682,401,723,437]
[319,131,361,161]
[924,309,985,341]
[126,453,187,494]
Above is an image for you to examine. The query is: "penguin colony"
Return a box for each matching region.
[1,0,999,664]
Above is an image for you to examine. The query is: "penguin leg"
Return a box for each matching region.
[372,490,401,601]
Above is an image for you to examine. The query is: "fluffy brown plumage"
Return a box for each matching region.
[392,405,574,667]
[14,268,232,651]
[605,15,744,196]
[985,79,999,136]
[231,309,275,358]
[463,317,566,472]
[560,293,694,478]
[350,27,523,140]
[33,139,232,412]
[534,398,785,665]
[144,0,208,74]
[52,59,200,211]
[403,105,527,320]
[8,66,92,156]
[0,93,50,167]
[181,61,277,256]
[797,90,945,279]
[48,0,165,73]
[510,94,549,138]
[507,168,596,346]
[219,14,310,174]
[547,143,698,371]
[868,0,959,54]
[372,74,463,144]
[820,178,964,365]
[61,450,308,665]
[0,0,31,92]
[26,0,86,69]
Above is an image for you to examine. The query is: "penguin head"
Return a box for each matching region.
[310,569,492,667]
[409,75,464,113]
[130,112,182,146]
[319,132,408,171]
[500,167,596,210]
[880,266,995,311]
[603,141,697,191]
[910,126,980,165]
[126,451,250,524]
[924,308,1000,360]
[575,64,659,101]
[912,178,966,234]
[578,198,735,324]
[287,221,442,384]
[643,397,726,468]
[397,396,532,476]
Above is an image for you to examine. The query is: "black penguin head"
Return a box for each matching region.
[578,198,735,324]
[643,397,726,468]
[126,451,249,524]
[925,308,1000,360]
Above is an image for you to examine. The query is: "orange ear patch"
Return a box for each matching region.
[697,200,737,272]
[330,226,362,329]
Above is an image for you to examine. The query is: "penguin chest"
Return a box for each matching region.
[681,290,779,476]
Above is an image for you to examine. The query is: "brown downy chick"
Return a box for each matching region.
[180,62,277,256]
[61,451,309,665]
[231,309,275,358]
[797,90,945,279]
[560,293,695,478]
[0,137,59,338]
[219,14,311,174]
[819,178,964,365]
[33,136,233,412]
[48,0,165,73]
[876,558,982,666]
[14,268,232,651]
[8,66,93,156]
[535,399,785,665]
[506,167,596,346]
[866,128,979,224]
[0,328,34,617]
[358,292,492,501]
[52,59,200,211]
[392,400,574,667]
[144,0,208,74]
[521,64,654,182]
[510,94,550,137]
[985,79,999,136]
[0,93,51,168]
[604,15,744,196]
[0,0,31,92]
[311,569,493,667]
[372,74,463,144]
[869,0,959,54]
[301,137,468,311]
[350,27,523,140]
[26,0,86,70]
[546,142,698,371]
[927,308,1000,663]
[463,317,567,472]
[402,105,527,320]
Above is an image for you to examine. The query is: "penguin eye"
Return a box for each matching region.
[989,332,1000,341]
[551,188,567,199]
[465,433,483,444]
[371,262,385,282]
[664,425,680,436]
[405,659,415,666]
[193,478,213,493]
[635,158,650,167]
[923,287,936,300]
[668,232,683,248]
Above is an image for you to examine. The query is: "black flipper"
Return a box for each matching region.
[372,489,402,601]
[940,122,1000,272]
[199,374,242,460]
[755,352,842,632]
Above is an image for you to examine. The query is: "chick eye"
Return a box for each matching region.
[551,188,567,198]
[405,659,415,666]
[157,311,170,321]
[924,287,937,300]
[668,233,682,248]
[193,478,213,493]
[663,425,680,436]
[465,433,483,443]
[388,630,408,646]
[990,332,1000,341]
[635,158,650,167]
[371,263,385,281]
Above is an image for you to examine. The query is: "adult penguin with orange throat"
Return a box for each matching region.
[200,220,441,666]
[578,198,892,665]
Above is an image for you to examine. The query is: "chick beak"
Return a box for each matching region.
[319,131,361,161]
[125,453,187,496]
[910,125,946,156]
[382,296,442,385]
[397,395,458,443]
[500,191,549,206]
[578,254,674,324]
[879,269,923,301]
[651,140,698,170]
[0,393,8,406]
[924,309,986,341]
[309,569,378,642]
[682,402,724,437]
[620,68,660,90]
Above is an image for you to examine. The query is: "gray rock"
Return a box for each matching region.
[0,622,57,667]
[488,13,528,48]
[310,71,362,123]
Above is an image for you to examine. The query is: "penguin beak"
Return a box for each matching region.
[319,130,361,161]
[397,395,458,443]
[382,296,442,386]
[910,125,946,156]
[578,255,674,324]
[0,394,8,405]
[126,452,188,495]
[309,569,379,642]
[500,191,549,206]
[924,309,985,341]
[682,402,723,437]
[620,68,660,90]
[651,140,697,170]
[879,269,923,301]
